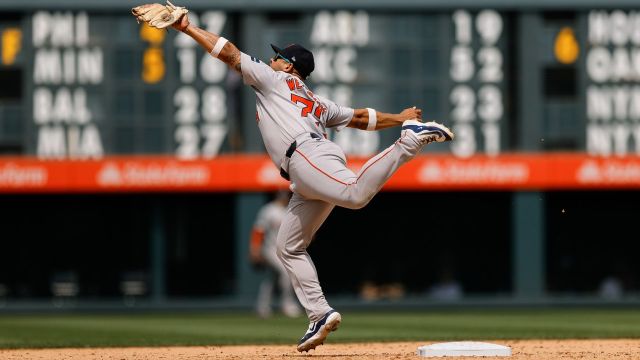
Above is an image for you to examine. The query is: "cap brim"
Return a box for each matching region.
[270,44,283,54]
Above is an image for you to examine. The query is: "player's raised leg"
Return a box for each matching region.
[288,120,453,210]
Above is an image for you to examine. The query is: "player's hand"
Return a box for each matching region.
[399,106,422,121]
[171,13,190,32]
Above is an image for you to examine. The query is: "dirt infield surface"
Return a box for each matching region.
[1,339,639,359]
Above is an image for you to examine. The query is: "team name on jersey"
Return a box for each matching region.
[286,77,326,120]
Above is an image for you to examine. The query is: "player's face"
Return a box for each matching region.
[270,53,293,72]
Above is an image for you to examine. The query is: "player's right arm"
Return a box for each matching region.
[172,14,242,73]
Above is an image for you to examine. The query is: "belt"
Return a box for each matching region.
[280,133,322,181]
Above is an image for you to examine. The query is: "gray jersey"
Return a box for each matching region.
[240,52,354,167]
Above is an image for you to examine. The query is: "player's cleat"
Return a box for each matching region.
[402,119,454,145]
[296,309,341,352]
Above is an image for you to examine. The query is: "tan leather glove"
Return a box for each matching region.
[131,1,188,29]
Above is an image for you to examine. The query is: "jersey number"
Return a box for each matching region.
[291,94,324,119]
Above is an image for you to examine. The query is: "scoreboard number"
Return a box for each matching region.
[310,10,378,156]
[173,12,229,159]
[450,9,504,158]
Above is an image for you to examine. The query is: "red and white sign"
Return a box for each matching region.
[0,162,48,188]
[0,153,639,193]
[96,162,211,187]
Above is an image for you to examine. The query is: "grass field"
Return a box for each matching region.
[0,308,639,349]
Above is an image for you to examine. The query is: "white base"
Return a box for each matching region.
[417,341,512,357]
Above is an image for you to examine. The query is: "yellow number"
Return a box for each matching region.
[2,28,22,65]
[554,27,579,65]
[142,47,165,84]
[139,23,165,45]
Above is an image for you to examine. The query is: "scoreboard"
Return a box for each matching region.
[22,11,234,159]
[1,1,640,191]
[258,10,509,159]
[13,10,509,158]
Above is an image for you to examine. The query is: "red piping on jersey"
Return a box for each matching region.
[353,132,408,182]
[355,145,395,182]
[294,149,350,185]
[293,133,405,186]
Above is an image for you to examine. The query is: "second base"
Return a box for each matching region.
[417,341,512,357]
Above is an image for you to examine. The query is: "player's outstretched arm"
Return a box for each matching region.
[347,107,422,131]
[171,14,242,73]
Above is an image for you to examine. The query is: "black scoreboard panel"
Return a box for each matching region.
[254,11,510,158]
[18,10,237,159]
[0,11,24,153]
[581,11,640,157]
[1,8,638,158]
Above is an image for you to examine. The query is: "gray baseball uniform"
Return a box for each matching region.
[252,199,301,318]
[241,52,424,322]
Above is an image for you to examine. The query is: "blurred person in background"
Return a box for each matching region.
[428,267,463,301]
[428,251,463,301]
[249,190,302,318]
[598,260,634,300]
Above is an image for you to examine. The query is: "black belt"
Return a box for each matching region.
[280,133,322,181]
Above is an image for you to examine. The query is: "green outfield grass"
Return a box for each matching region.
[0,309,639,348]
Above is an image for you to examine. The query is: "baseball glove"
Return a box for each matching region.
[131,1,188,29]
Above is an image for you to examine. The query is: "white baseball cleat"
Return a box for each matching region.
[297,310,341,352]
[402,119,454,145]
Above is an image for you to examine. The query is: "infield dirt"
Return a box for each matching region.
[1,339,639,359]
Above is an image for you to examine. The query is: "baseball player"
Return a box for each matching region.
[250,190,302,318]
[134,6,453,352]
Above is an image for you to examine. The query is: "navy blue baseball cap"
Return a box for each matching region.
[270,43,315,79]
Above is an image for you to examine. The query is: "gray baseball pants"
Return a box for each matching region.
[276,131,422,321]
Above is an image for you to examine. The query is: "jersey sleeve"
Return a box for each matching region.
[316,94,354,131]
[240,52,278,90]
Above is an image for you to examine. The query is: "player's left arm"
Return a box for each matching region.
[347,107,422,131]
[172,14,242,73]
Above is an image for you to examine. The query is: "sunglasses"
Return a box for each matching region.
[273,53,292,64]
